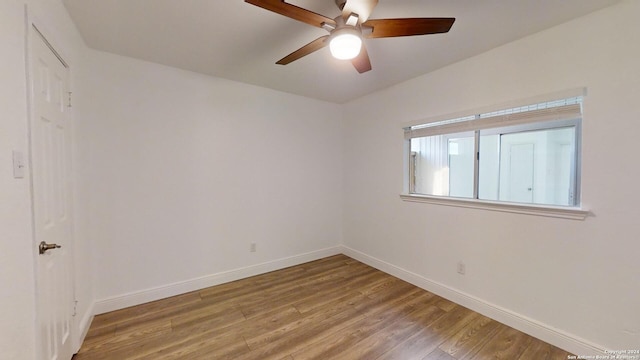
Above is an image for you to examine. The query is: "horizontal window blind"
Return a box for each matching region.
[405,97,583,139]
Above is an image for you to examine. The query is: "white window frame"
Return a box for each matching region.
[401,93,590,220]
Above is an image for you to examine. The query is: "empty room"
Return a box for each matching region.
[1,0,639,359]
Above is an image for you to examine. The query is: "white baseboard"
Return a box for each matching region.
[90,244,606,356]
[340,245,606,357]
[93,246,342,315]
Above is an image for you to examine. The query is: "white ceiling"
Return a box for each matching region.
[62,0,619,103]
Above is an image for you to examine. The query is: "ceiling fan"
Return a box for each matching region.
[245,0,455,73]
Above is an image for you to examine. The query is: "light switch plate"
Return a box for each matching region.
[13,151,25,179]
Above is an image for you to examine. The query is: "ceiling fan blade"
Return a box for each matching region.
[351,43,372,73]
[245,0,336,29]
[342,0,378,24]
[276,35,330,65]
[363,18,455,38]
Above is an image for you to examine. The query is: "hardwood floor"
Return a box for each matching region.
[74,255,572,359]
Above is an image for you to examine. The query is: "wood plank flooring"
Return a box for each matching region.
[74,255,572,359]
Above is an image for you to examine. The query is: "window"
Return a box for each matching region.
[405,97,582,208]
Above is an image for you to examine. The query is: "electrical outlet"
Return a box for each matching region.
[457,261,466,275]
[250,242,256,252]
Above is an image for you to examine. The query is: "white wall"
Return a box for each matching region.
[0,2,37,359]
[77,50,344,307]
[343,0,639,354]
[0,0,91,358]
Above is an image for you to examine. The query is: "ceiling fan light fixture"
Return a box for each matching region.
[329,28,362,60]
[245,0,455,73]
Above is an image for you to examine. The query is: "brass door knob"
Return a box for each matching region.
[39,241,61,255]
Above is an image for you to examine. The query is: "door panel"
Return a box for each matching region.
[499,140,535,204]
[507,143,535,203]
[30,26,74,360]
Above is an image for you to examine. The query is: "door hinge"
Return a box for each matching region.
[73,300,78,317]
[68,91,72,108]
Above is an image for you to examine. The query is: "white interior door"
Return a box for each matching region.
[506,143,535,203]
[29,26,75,360]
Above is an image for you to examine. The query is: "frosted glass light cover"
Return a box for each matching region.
[329,33,362,60]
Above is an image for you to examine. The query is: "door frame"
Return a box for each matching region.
[25,11,80,357]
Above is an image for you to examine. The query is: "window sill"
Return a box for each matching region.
[399,194,590,220]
